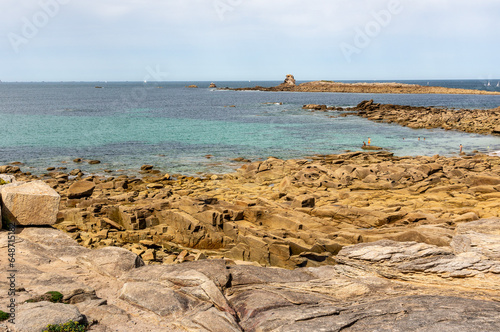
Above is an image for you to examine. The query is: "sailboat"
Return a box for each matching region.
[497,82,500,88]
[487,81,491,87]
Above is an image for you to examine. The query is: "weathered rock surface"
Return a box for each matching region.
[1,180,60,225]
[228,77,500,95]
[1,223,500,331]
[282,74,296,86]
[351,100,500,136]
[0,174,16,184]
[68,180,95,199]
[78,246,145,278]
[0,165,20,174]
[16,301,86,332]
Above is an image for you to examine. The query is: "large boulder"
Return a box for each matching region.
[16,301,86,332]
[1,181,60,225]
[283,74,296,86]
[0,165,20,173]
[67,180,95,199]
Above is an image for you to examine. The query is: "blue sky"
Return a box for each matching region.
[1,0,499,82]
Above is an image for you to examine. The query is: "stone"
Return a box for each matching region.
[78,246,145,278]
[68,181,95,199]
[88,160,101,164]
[209,82,217,88]
[451,218,500,260]
[119,281,202,317]
[0,165,20,173]
[291,195,315,208]
[283,74,296,86]
[0,174,16,184]
[141,164,154,171]
[16,301,86,332]
[302,104,327,110]
[1,180,60,225]
[230,295,500,332]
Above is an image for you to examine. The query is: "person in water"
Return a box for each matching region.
[460,144,463,153]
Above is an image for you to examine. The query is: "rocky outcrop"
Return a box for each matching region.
[283,74,296,86]
[16,302,86,332]
[209,82,217,88]
[15,150,491,269]
[2,223,500,331]
[228,79,500,95]
[0,180,60,225]
[0,165,20,174]
[350,100,500,136]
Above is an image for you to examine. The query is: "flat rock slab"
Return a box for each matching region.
[68,180,96,199]
[0,180,60,225]
[16,301,86,332]
[78,246,144,278]
[243,296,500,332]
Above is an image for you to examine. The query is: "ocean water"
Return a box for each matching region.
[1,80,500,176]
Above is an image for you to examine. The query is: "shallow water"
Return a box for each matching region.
[1,80,500,175]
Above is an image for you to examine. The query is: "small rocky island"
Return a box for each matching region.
[227,74,500,95]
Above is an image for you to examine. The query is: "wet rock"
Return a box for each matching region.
[0,165,20,173]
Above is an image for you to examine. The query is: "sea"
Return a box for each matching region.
[1,80,500,176]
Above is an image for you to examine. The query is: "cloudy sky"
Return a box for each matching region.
[1,0,499,81]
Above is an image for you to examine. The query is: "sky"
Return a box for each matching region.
[0,0,499,82]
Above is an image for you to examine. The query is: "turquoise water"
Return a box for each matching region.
[1,81,500,175]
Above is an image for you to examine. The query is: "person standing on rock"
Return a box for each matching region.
[368,137,371,145]
[363,141,366,147]
[460,144,463,154]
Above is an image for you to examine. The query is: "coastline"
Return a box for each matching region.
[2,149,499,267]
[225,76,500,95]
[338,100,500,136]
[2,149,500,330]
[1,96,500,331]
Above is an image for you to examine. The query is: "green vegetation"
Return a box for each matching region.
[43,320,87,332]
[26,291,64,304]
[46,291,64,303]
[0,310,10,321]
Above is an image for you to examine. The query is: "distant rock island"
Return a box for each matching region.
[227,75,500,95]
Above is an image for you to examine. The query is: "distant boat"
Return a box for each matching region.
[497,82,500,87]
[144,80,147,83]
[487,81,491,87]
[95,86,102,88]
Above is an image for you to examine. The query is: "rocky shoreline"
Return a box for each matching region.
[226,75,500,95]
[2,95,500,330]
[347,100,500,136]
[1,150,500,330]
